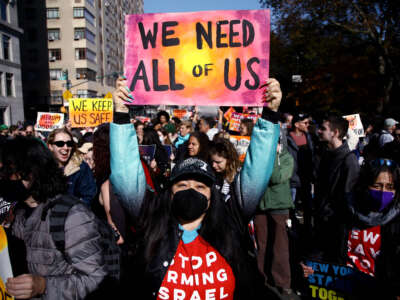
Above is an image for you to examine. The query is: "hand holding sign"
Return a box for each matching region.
[6,274,46,299]
[113,77,132,113]
[260,78,282,112]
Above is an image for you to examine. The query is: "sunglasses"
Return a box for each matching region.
[52,140,74,148]
[371,158,397,168]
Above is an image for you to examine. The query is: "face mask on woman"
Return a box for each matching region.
[171,188,208,222]
[0,179,31,203]
[368,189,395,211]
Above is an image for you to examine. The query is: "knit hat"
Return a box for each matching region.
[0,124,8,131]
[170,158,216,186]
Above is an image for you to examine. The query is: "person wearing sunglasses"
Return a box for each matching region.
[47,128,96,207]
[305,158,400,299]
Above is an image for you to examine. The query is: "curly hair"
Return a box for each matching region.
[93,123,110,184]
[209,138,241,183]
[156,110,170,124]
[1,136,67,203]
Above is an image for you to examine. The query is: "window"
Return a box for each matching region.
[51,90,63,105]
[2,35,10,60]
[47,8,59,19]
[75,48,86,60]
[49,48,61,61]
[5,73,13,97]
[75,48,96,62]
[75,28,95,43]
[73,7,84,18]
[86,0,94,7]
[85,9,95,26]
[74,28,85,40]
[48,28,60,41]
[0,0,7,21]
[85,29,95,44]
[49,69,62,80]
[76,68,96,81]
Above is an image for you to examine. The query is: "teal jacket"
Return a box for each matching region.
[109,117,280,221]
[259,147,295,211]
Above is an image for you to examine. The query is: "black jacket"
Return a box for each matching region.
[287,132,315,188]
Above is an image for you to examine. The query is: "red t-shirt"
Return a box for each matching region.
[290,132,307,147]
[157,236,235,300]
[347,226,381,276]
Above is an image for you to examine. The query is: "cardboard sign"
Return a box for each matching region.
[173,109,191,120]
[224,107,236,122]
[125,9,270,106]
[228,112,259,132]
[139,145,156,165]
[136,116,151,124]
[69,98,113,128]
[35,112,64,132]
[0,226,13,300]
[229,135,250,162]
[343,114,365,137]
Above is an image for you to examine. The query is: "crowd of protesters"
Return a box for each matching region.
[0,78,400,300]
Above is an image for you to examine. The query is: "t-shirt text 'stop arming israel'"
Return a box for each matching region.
[124,10,270,107]
[157,236,235,300]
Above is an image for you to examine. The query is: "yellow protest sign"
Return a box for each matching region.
[69,98,113,128]
[0,226,14,300]
[63,90,73,101]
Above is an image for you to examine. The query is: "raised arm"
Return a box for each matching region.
[237,79,282,221]
[109,77,146,218]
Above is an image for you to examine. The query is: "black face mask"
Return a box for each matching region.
[0,179,31,203]
[171,188,208,222]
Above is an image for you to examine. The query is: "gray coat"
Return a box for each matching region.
[12,196,107,300]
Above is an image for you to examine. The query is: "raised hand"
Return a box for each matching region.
[112,76,133,113]
[260,78,282,112]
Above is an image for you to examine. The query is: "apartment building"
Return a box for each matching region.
[0,0,24,125]
[46,0,143,108]
[18,0,51,121]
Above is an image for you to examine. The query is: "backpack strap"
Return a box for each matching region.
[42,195,81,264]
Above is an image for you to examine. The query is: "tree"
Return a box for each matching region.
[261,0,400,113]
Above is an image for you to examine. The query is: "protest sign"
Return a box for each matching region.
[136,116,151,124]
[224,107,236,122]
[139,145,156,165]
[304,259,363,300]
[229,135,250,162]
[343,114,365,137]
[0,198,15,226]
[173,109,191,120]
[0,226,13,300]
[69,98,113,128]
[228,112,260,132]
[125,9,270,106]
[35,112,64,132]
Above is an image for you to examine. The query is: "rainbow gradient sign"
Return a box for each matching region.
[124,10,270,106]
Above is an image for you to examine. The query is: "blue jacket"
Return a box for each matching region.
[66,161,97,207]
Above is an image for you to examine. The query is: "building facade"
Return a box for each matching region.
[18,0,51,121]
[0,0,24,125]
[46,0,143,110]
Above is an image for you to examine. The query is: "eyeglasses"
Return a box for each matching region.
[371,158,397,168]
[52,140,74,148]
